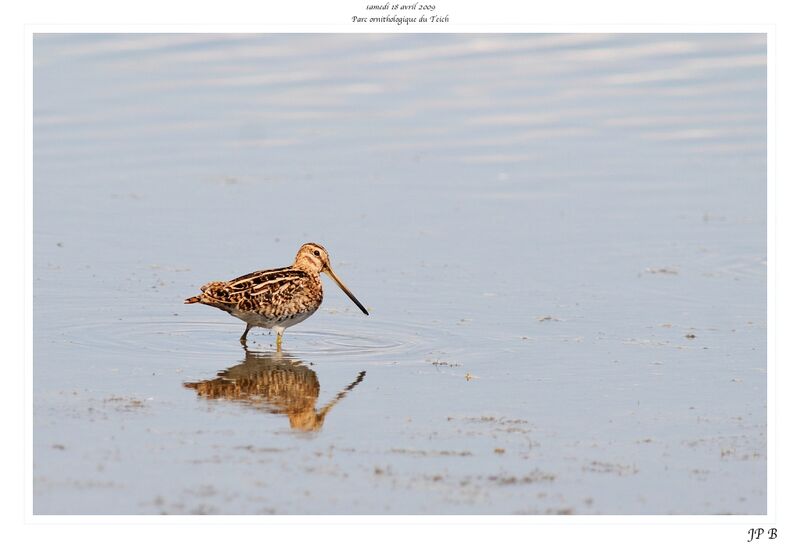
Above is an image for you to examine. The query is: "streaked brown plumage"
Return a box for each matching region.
[184,350,366,432]
[185,243,368,348]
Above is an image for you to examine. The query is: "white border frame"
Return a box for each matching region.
[12,6,785,544]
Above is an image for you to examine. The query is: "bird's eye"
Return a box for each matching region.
[313,250,321,257]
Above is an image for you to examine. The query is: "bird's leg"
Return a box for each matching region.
[240,324,252,343]
[275,326,285,352]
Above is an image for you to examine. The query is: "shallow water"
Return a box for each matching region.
[33,33,767,514]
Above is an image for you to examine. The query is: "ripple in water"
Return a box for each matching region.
[56,316,447,361]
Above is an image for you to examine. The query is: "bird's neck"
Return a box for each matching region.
[293,257,324,275]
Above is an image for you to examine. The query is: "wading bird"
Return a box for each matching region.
[185,243,369,349]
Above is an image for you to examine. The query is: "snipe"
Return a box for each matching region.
[185,243,368,349]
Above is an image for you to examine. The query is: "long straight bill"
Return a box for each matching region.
[325,268,369,315]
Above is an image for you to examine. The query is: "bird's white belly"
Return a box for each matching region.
[229,307,319,329]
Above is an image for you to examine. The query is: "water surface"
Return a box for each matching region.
[33,33,767,514]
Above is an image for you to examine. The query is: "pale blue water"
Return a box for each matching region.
[33,33,766,514]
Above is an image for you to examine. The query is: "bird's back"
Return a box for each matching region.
[185,266,323,320]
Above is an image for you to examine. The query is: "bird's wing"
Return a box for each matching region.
[238,269,313,311]
[200,267,311,310]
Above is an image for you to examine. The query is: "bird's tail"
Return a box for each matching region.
[184,295,202,304]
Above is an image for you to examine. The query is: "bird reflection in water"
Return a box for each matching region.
[184,350,366,432]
